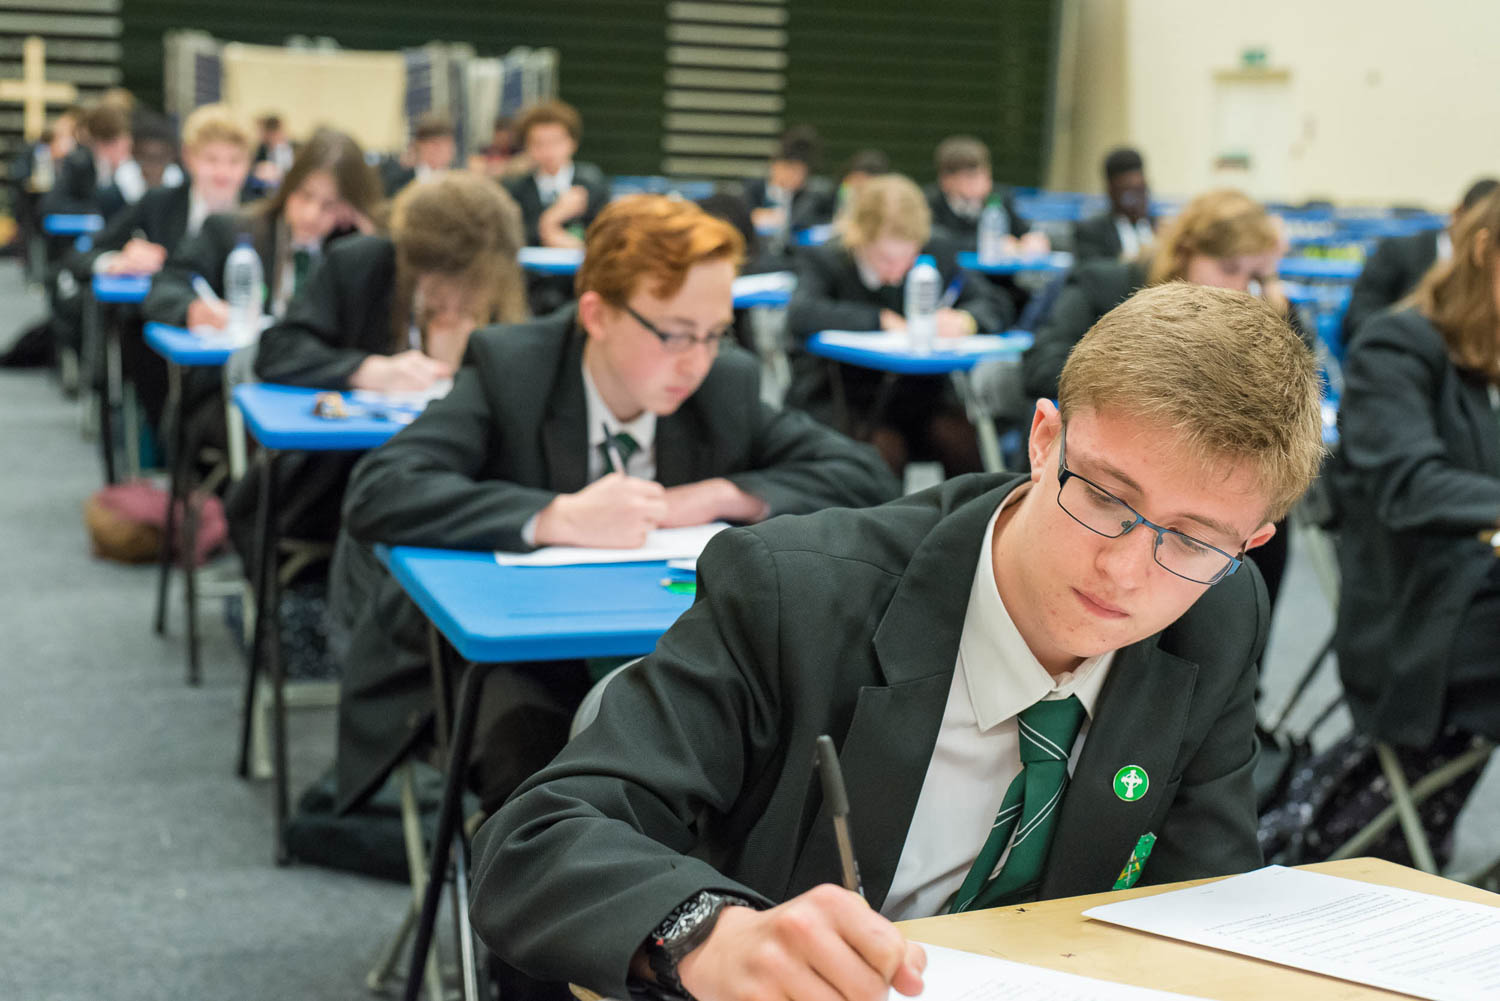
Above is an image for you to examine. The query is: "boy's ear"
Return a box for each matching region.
[1243,520,1277,552]
[1027,399,1062,482]
[576,290,608,340]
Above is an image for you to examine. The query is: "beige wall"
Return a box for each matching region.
[1058,0,1500,208]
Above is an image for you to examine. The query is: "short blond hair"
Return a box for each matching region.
[835,173,930,251]
[1147,189,1280,285]
[181,104,250,154]
[1058,282,1323,521]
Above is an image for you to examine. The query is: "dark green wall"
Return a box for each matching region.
[121,0,1058,184]
[119,0,667,174]
[785,0,1060,187]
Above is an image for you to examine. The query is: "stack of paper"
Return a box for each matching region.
[1084,865,1500,1001]
[901,944,1208,1001]
[496,522,728,567]
[818,331,1022,355]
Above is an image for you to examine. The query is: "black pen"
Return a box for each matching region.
[937,273,965,310]
[815,735,864,897]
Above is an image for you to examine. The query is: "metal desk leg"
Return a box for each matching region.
[183,487,202,686]
[237,452,278,778]
[403,662,486,1001]
[950,370,1005,473]
[96,296,120,485]
[154,364,185,635]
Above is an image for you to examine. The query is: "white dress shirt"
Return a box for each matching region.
[535,163,576,207]
[519,358,658,547]
[1436,229,1453,263]
[1114,215,1156,260]
[881,484,1117,920]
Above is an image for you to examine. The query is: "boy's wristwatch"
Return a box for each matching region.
[642,890,752,999]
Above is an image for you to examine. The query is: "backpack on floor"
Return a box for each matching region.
[83,480,227,565]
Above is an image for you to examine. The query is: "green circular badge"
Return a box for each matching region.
[1113,765,1149,802]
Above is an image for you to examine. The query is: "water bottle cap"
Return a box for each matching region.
[916,254,936,268]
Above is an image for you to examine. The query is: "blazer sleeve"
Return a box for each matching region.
[1339,312,1500,534]
[785,248,883,342]
[340,358,558,552]
[726,393,900,515]
[255,249,372,388]
[143,216,230,328]
[1341,238,1410,346]
[1072,216,1117,262]
[1005,190,1031,238]
[952,269,1015,333]
[66,198,141,277]
[1143,569,1266,884]
[470,527,784,996]
[1022,275,1095,400]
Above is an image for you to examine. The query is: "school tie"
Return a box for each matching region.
[292,247,313,294]
[949,694,1087,913]
[598,430,640,475]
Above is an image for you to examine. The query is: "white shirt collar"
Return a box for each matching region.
[581,356,656,461]
[946,193,983,221]
[186,188,220,238]
[536,163,575,200]
[959,484,1116,731]
[855,254,887,292]
[1437,229,1453,263]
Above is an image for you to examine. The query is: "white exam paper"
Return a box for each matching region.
[495,522,729,567]
[1083,865,1500,1001]
[818,331,1019,355]
[897,944,1208,1001]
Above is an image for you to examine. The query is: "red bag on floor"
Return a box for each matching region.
[83,480,228,566]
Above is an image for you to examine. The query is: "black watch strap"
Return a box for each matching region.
[642,890,752,999]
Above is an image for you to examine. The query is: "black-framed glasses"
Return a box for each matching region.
[620,302,729,355]
[1056,426,1244,585]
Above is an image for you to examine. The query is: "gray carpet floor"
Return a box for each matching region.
[0,258,1495,1000]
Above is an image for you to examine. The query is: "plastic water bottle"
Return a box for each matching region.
[904,254,940,355]
[978,197,1009,265]
[224,235,264,343]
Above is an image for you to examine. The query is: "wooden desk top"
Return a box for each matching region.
[896,857,1500,999]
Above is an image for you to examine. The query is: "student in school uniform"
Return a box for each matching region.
[112,111,184,204]
[785,173,1015,476]
[250,112,296,188]
[1342,177,1499,345]
[327,193,898,819]
[1072,147,1157,262]
[222,170,527,566]
[1023,189,1300,612]
[831,148,890,219]
[470,282,1324,1001]
[741,124,836,246]
[69,105,252,434]
[377,111,458,196]
[1333,188,1500,859]
[925,135,1049,256]
[502,99,610,249]
[42,101,131,220]
[145,127,383,332]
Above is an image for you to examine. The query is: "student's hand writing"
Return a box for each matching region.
[110,238,167,275]
[879,309,906,332]
[533,473,668,548]
[676,885,926,1001]
[348,350,454,393]
[186,297,231,330]
[935,308,977,339]
[548,185,590,223]
[661,478,768,528]
[1018,230,1052,256]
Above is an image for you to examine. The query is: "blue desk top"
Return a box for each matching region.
[958,251,1074,275]
[1278,257,1363,281]
[144,322,237,367]
[43,213,103,236]
[232,383,405,452]
[92,273,152,303]
[518,246,584,275]
[805,330,1034,375]
[794,224,834,247]
[378,545,694,664]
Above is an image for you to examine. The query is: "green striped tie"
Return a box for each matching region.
[949,694,1086,913]
[598,430,640,475]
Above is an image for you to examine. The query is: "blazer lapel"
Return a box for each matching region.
[655,405,713,487]
[542,328,590,493]
[1040,639,1198,898]
[786,480,1024,909]
[165,186,190,245]
[1460,376,1500,475]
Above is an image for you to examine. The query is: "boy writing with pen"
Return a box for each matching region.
[471,281,1326,1001]
[325,195,897,838]
[785,173,1014,477]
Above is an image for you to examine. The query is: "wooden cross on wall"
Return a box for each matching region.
[0,37,78,142]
